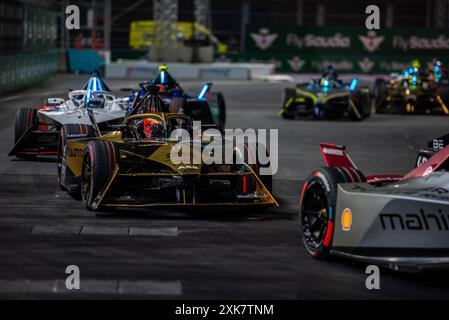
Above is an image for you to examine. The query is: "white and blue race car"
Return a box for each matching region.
[9,73,127,159]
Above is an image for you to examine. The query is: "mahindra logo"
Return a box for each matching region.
[380,209,449,231]
[359,31,384,52]
[250,28,278,50]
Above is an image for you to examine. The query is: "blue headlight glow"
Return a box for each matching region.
[349,78,358,91]
[323,79,329,87]
[160,71,165,84]
[198,84,209,100]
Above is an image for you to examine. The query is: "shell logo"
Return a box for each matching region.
[341,208,352,231]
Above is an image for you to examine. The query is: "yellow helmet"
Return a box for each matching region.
[411,59,421,69]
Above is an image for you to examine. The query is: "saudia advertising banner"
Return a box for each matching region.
[238,25,449,73]
[218,52,449,74]
[247,25,449,54]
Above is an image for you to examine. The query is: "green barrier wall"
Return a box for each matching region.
[0,2,57,95]
[0,51,59,95]
[225,25,449,73]
[217,52,449,74]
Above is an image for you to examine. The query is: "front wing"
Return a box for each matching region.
[279,88,360,119]
[376,90,449,114]
[91,163,278,209]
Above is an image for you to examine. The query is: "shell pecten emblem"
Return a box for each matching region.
[341,208,352,231]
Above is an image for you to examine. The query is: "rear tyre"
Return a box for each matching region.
[349,90,369,121]
[169,97,186,114]
[373,78,386,107]
[300,167,365,259]
[14,108,38,159]
[81,140,119,212]
[211,92,226,129]
[313,105,326,120]
[216,92,226,130]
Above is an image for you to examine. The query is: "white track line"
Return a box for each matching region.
[0,279,182,295]
[30,225,179,237]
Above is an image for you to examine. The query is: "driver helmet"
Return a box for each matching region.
[156,84,168,94]
[434,60,442,72]
[143,118,164,139]
[323,65,337,78]
[411,59,421,72]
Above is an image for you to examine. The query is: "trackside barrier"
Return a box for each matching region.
[0,51,58,95]
[104,61,275,80]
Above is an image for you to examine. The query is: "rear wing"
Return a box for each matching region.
[319,143,357,169]
[320,143,404,183]
[404,144,449,179]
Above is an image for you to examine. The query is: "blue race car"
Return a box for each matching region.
[123,66,226,131]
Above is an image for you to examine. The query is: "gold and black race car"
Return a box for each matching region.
[58,86,277,213]
[374,63,449,115]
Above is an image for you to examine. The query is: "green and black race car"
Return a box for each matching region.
[279,68,371,121]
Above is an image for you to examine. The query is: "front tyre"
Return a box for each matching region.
[81,140,119,212]
[349,90,369,121]
[300,167,365,259]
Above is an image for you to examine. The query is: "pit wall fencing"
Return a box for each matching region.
[0,50,58,95]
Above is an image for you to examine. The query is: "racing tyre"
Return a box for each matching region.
[415,148,435,168]
[169,97,186,114]
[81,140,119,213]
[300,167,365,259]
[202,92,226,131]
[58,124,96,196]
[313,105,326,120]
[215,92,226,130]
[349,90,369,121]
[14,108,38,159]
[373,78,386,108]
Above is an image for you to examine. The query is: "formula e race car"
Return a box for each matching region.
[300,142,449,271]
[9,73,126,159]
[374,61,449,114]
[122,65,226,131]
[279,70,371,121]
[58,85,276,213]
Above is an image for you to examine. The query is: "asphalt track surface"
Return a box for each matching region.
[1,74,449,299]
